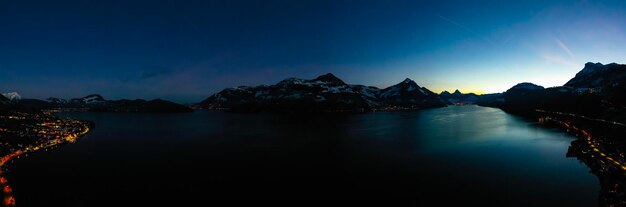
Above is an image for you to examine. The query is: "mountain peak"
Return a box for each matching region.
[440,91,451,95]
[380,78,424,96]
[578,62,608,77]
[2,92,21,101]
[80,94,106,104]
[453,89,462,95]
[509,82,544,91]
[585,62,603,66]
[313,73,346,85]
[396,78,418,86]
[577,62,620,76]
[565,62,626,88]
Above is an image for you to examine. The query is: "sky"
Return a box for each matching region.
[2,0,626,103]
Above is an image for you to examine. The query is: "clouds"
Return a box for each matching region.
[4,0,626,101]
[436,14,482,39]
[554,38,575,58]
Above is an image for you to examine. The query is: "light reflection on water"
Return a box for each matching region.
[6,105,599,206]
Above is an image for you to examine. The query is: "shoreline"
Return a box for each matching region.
[540,115,626,172]
[0,124,90,207]
[536,110,626,206]
[0,106,597,205]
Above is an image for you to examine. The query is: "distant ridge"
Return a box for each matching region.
[478,62,626,122]
[439,89,479,104]
[9,94,192,113]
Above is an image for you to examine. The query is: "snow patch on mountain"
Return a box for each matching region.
[407,85,416,92]
[200,73,445,111]
[418,88,426,94]
[380,87,400,98]
[2,92,21,101]
[74,94,106,104]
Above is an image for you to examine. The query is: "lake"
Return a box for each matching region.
[5,105,598,206]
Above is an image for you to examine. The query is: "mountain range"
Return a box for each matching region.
[478,62,626,122]
[3,61,626,116]
[199,73,445,112]
[198,61,626,117]
[439,89,480,104]
[1,94,192,113]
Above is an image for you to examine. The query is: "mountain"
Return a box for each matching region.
[5,94,192,113]
[2,92,21,101]
[74,95,192,113]
[478,62,626,120]
[18,99,55,111]
[312,73,347,86]
[199,73,445,112]
[70,94,106,105]
[90,99,193,113]
[564,62,626,89]
[480,83,604,115]
[0,94,54,112]
[0,93,12,104]
[141,99,194,113]
[562,62,626,107]
[379,78,443,107]
[0,94,15,111]
[46,97,68,105]
[474,93,504,106]
[507,82,545,91]
[439,89,479,104]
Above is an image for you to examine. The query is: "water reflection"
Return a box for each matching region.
[568,139,626,207]
[6,107,600,206]
[539,112,626,207]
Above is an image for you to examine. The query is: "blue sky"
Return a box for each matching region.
[2,0,626,103]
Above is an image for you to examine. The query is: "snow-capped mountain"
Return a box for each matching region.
[0,93,13,106]
[83,94,106,104]
[379,78,443,107]
[70,94,106,105]
[381,78,423,97]
[7,93,191,113]
[312,73,348,86]
[199,73,445,112]
[2,92,21,101]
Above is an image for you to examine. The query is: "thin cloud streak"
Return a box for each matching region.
[436,14,495,45]
[555,38,575,58]
[541,53,579,69]
[436,14,481,37]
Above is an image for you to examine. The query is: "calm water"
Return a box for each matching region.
[6,105,598,206]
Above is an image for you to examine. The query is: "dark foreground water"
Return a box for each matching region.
[6,106,598,206]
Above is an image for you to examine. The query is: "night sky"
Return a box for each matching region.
[2,0,626,103]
